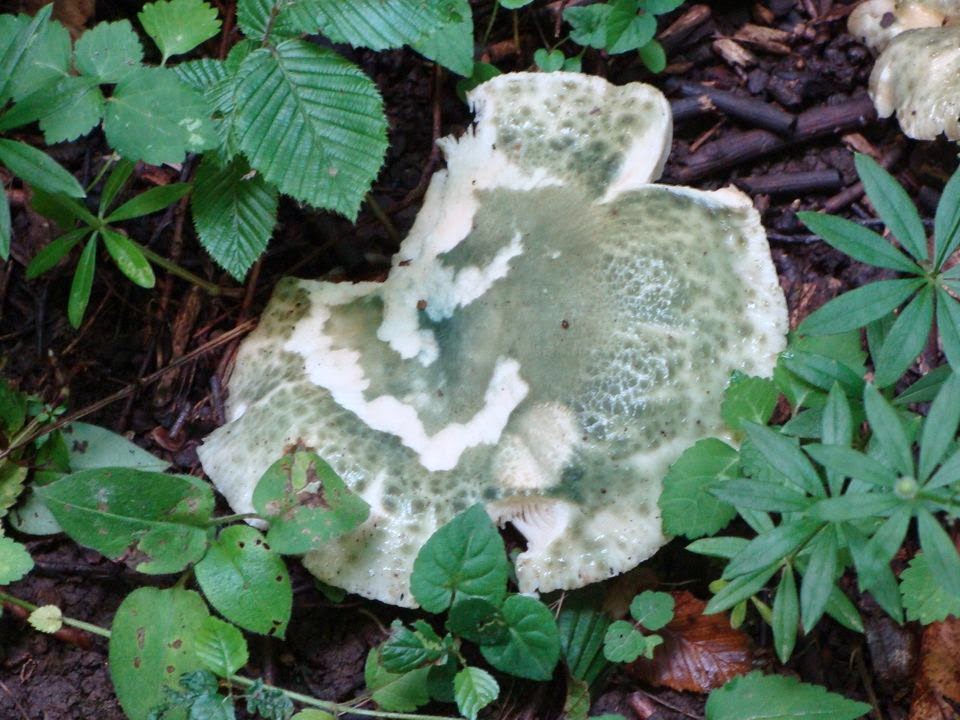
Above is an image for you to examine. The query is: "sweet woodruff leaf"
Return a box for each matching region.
[199,72,788,607]
[38,468,214,574]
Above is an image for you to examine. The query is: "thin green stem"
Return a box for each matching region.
[481,0,499,47]
[86,156,116,196]
[0,591,111,638]
[229,676,463,720]
[134,242,240,297]
[0,590,463,719]
[210,512,262,526]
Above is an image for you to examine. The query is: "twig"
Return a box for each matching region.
[0,319,257,459]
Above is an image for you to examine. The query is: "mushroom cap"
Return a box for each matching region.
[849,0,960,53]
[198,72,788,607]
[869,26,960,140]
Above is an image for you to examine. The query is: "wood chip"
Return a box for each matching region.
[712,38,757,69]
[734,23,793,54]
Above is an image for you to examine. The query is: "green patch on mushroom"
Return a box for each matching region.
[198,72,788,607]
[849,0,960,141]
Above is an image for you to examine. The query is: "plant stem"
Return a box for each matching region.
[210,512,262,525]
[0,591,111,639]
[134,242,239,297]
[481,1,499,48]
[365,194,400,245]
[229,675,463,720]
[0,589,463,720]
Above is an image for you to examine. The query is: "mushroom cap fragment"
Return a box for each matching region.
[849,0,960,52]
[198,72,788,607]
[870,26,960,140]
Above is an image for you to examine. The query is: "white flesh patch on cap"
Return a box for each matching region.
[198,72,788,606]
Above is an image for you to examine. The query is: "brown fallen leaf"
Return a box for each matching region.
[626,591,753,693]
[909,617,960,720]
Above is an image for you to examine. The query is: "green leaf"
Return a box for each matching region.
[64,421,169,472]
[901,552,960,624]
[107,183,191,223]
[480,594,561,681]
[410,503,508,613]
[39,468,213,573]
[563,676,590,720]
[646,0,685,12]
[28,604,63,633]
[659,438,739,539]
[686,536,749,559]
[534,48,565,72]
[772,566,798,663]
[798,278,923,336]
[0,7,54,102]
[194,524,292,637]
[863,384,913,475]
[895,364,952,405]
[501,0,535,7]
[6,15,70,103]
[565,4,611,49]
[637,39,667,73]
[292,712,335,720]
[855,153,927,262]
[806,492,901,521]
[803,445,896,489]
[917,508,960,600]
[706,563,780,614]
[0,75,103,143]
[874,286,934,387]
[74,19,143,83]
[139,0,221,64]
[936,288,960,371]
[380,620,445,673]
[0,189,9,260]
[606,0,657,54]
[364,648,431,712]
[848,515,906,621]
[629,591,674,631]
[245,679,293,720]
[721,372,779,431]
[742,422,824,497]
[918,370,960,482]
[30,187,98,227]
[706,671,870,720]
[191,154,278,281]
[928,446,960,490]
[723,520,820,580]
[310,0,464,50]
[935,165,960,268]
[602,620,648,663]
[25,229,89,280]
[109,587,209,720]
[0,535,33,583]
[710,478,812,514]
[252,450,369,555]
[104,66,215,165]
[69,233,97,329]
[0,138,84,198]
[195,616,249,677]
[800,526,838,633]
[233,41,387,220]
[779,350,865,398]
[824,586,864,633]
[412,3,474,77]
[455,61,501,102]
[454,666,499,720]
[797,211,921,274]
[446,597,508,645]
[556,589,610,684]
[0,461,28,520]
[101,229,155,289]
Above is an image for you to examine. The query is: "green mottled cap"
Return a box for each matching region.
[199,72,787,607]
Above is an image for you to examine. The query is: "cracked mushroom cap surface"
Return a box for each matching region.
[198,72,788,607]
[849,0,960,52]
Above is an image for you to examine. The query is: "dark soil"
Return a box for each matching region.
[2,0,957,718]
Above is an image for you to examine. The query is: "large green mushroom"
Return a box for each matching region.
[198,72,788,607]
